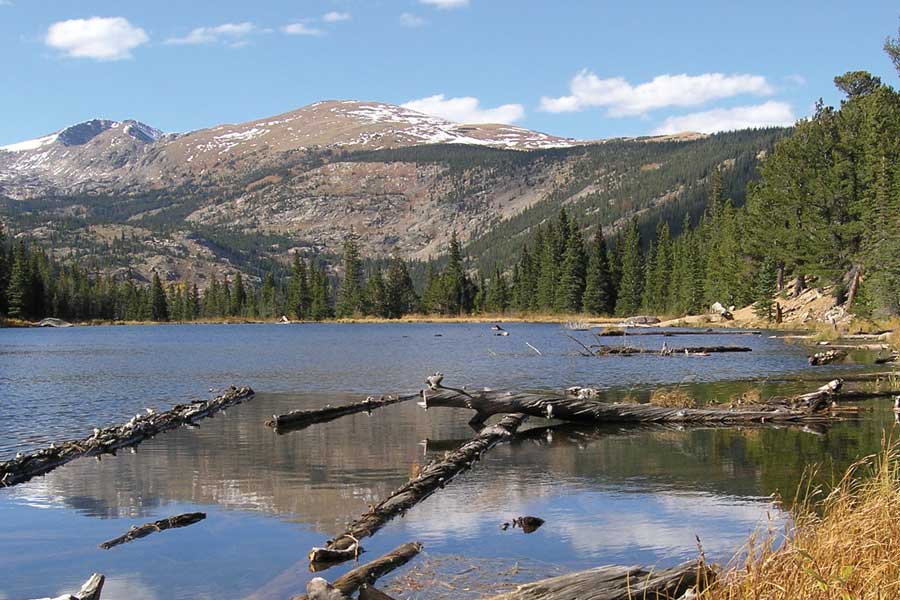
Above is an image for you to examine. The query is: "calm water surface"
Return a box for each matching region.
[0,324,894,599]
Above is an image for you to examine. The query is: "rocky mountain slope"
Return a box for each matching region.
[0,100,784,286]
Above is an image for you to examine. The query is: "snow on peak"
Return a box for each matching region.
[0,133,59,153]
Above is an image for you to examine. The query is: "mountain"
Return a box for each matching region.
[0,100,785,286]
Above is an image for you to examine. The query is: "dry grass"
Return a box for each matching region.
[728,388,763,408]
[700,440,900,599]
[649,389,696,408]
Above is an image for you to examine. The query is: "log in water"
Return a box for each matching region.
[1,386,255,488]
[296,542,422,600]
[99,512,206,550]
[308,414,526,567]
[32,573,104,600]
[486,560,709,600]
[421,376,844,426]
[593,345,753,355]
[266,394,418,431]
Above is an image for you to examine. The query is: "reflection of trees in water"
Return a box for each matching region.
[27,391,898,527]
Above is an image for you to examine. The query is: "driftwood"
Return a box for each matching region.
[33,573,104,600]
[594,345,752,356]
[266,394,417,430]
[487,560,710,600]
[99,512,206,549]
[597,329,760,337]
[421,376,845,426]
[0,386,254,488]
[809,349,848,365]
[296,542,422,600]
[309,413,526,566]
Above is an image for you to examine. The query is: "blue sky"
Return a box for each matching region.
[1,1,898,145]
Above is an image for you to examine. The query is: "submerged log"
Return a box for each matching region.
[1,386,255,488]
[267,394,417,430]
[34,573,104,600]
[809,349,848,366]
[487,560,709,600]
[296,542,422,600]
[99,512,206,549]
[594,345,752,356]
[422,376,844,426]
[309,414,526,567]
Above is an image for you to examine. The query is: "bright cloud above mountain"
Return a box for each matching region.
[540,71,775,116]
[402,95,525,124]
[653,101,796,134]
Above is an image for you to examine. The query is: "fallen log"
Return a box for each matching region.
[421,376,844,426]
[809,349,848,366]
[295,542,422,600]
[266,394,417,430]
[309,413,526,567]
[597,329,760,337]
[32,573,104,600]
[594,345,752,356]
[1,386,254,488]
[486,560,710,600]
[99,512,206,549]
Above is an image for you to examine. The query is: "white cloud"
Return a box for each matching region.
[282,22,324,36]
[420,0,469,7]
[402,94,525,124]
[652,101,796,134]
[45,17,148,61]
[400,12,427,27]
[540,70,774,116]
[166,22,264,46]
[322,11,351,23]
[784,74,807,87]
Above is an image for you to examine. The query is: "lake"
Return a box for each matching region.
[0,323,894,599]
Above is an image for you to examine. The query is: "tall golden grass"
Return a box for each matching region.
[699,439,900,599]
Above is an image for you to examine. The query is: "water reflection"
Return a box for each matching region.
[1,389,895,599]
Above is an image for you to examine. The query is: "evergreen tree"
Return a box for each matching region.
[231,272,247,316]
[150,272,169,322]
[7,241,30,319]
[614,219,643,316]
[336,234,364,317]
[582,227,614,315]
[385,256,418,318]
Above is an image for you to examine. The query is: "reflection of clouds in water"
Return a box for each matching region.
[393,482,785,562]
[556,491,785,558]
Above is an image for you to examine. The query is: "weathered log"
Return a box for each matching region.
[593,345,752,356]
[487,560,710,600]
[99,512,206,549]
[421,377,844,426]
[33,573,104,600]
[296,542,422,600]
[597,328,761,337]
[267,394,417,430]
[1,386,254,488]
[309,414,525,566]
[875,354,899,365]
[809,349,848,366]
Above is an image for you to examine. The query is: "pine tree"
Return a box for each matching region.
[150,272,169,322]
[231,272,247,316]
[7,241,30,319]
[385,256,418,318]
[643,221,672,313]
[614,219,643,316]
[336,234,364,317]
[364,267,388,317]
[555,218,586,313]
[582,227,614,315]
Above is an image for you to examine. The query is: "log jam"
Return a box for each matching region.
[421,375,844,426]
[1,386,254,488]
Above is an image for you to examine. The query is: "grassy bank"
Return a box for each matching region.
[701,441,900,599]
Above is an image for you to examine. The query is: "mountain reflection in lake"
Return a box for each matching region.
[0,324,894,599]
